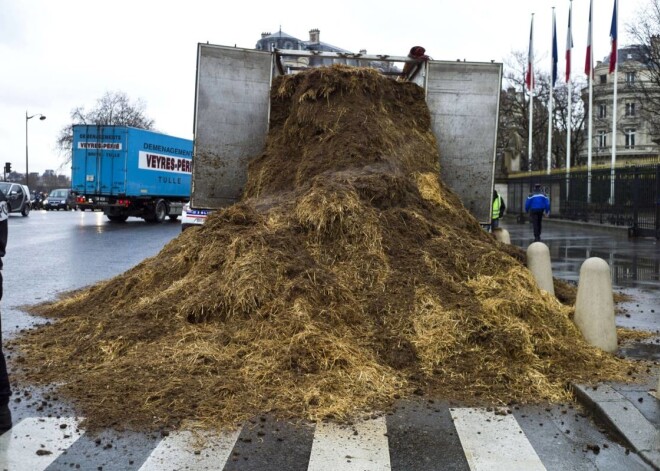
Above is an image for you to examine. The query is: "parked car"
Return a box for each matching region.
[44,189,77,211]
[0,182,31,216]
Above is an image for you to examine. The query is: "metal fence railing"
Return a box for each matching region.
[504,164,660,238]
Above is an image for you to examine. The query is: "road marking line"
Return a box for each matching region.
[307,416,391,471]
[138,427,241,471]
[450,408,546,471]
[0,417,84,471]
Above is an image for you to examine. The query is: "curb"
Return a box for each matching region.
[504,215,631,235]
[572,383,660,470]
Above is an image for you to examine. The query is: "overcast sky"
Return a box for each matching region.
[0,0,648,177]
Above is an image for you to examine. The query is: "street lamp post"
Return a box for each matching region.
[25,111,46,188]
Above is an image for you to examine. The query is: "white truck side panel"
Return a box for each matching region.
[192,45,272,209]
[426,61,502,224]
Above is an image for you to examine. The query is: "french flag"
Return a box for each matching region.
[526,15,534,91]
[585,0,593,77]
[609,0,618,73]
[566,1,573,82]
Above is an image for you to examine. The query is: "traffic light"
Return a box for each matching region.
[3,163,10,174]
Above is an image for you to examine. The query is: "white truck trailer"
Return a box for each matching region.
[183,45,501,229]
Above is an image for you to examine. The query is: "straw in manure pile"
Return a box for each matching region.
[11,65,640,432]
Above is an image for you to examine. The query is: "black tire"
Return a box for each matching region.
[152,200,167,224]
[107,215,128,223]
[21,204,30,217]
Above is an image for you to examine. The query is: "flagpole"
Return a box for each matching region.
[566,0,573,200]
[566,84,572,195]
[586,0,594,204]
[528,14,535,173]
[588,75,593,203]
[547,8,556,175]
[529,86,534,173]
[610,0,619,204]
[547,84,553,175]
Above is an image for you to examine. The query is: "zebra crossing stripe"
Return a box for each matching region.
[138,427,241,471]
[450,408,546,471]
[0,417,84,471]
[307,416,391,471]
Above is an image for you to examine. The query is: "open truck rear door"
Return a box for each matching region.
[192,44,501,225]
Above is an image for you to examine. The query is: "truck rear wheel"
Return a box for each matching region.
[152,200,167,224]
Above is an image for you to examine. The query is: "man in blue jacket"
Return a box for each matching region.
[525,184,551,242]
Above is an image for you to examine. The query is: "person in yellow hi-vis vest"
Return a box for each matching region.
[491,190,506,229]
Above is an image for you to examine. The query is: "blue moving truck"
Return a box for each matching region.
[72,125,193,223]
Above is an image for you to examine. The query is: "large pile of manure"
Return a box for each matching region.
[11,65,637,432]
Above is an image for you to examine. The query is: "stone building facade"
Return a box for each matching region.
[591,45,660,165]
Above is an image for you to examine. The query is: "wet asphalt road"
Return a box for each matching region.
[2,209,181,334]
[501,217,660,333]
[0,210,656,470]
[502,217,660,291]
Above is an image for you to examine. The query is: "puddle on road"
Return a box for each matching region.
[2,307,49,340]
[506,223,660,291]
[550,246,660,291]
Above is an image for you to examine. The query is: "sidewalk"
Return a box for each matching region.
[499,218,660,469]
[571,325,660,469]
[572,378,660,470]
[508,214,633,236]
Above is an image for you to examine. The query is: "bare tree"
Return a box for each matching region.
[551,77,588,167]
[499,50,550,172]
[56,91,155,163]
[628,0,660,144]
[498,50,587,172]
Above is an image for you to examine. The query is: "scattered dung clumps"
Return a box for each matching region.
[11,65,637,432]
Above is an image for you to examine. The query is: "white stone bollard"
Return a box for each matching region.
[492,228,511,244]
[526,242,555,295]
[574,257,618,353]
